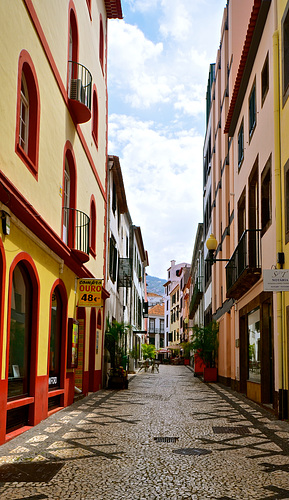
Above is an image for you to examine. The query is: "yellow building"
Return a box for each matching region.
[0,0,122,443]
[275,0,289,418]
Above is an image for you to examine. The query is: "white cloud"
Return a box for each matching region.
[108,115,203,278]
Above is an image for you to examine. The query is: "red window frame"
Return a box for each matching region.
[61,141,77,248]
[15,50,40,180]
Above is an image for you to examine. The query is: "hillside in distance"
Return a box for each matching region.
[146,275,166,296]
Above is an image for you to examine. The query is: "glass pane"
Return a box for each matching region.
[49,288,62,390]
[248,307,261,383]
[8,265,30,399]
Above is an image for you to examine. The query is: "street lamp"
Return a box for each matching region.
[206,233,230,264]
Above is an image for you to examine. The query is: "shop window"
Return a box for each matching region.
[15,50,40,179]
[89,197,96,257]
[238,120,244,169]
[249,81,256,139]
[92,88,98,147]
[8,263,32,400]
[261,155,272,235]
[248,307,261,383]
[261,53,269,106]
[49,286,63,390]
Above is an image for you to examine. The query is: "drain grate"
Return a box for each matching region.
[173,448,212,456]
[0,461,64,483]
[154,437,179,443]
[213,426,250,435]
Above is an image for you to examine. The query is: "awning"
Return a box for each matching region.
[157,348,170,353]
[168,344,182,350]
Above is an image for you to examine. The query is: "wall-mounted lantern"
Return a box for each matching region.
[206,233,229,264]
[1,211,10,235]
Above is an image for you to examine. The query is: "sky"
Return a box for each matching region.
[107,0,226,279]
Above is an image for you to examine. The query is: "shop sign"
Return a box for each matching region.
[77,279,103,307]
[263,269,289,291]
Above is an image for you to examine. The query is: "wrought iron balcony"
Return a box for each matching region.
[68,61,92,123]
[189,276,203,318]
[148,328,165,334]
[63,207,90,262]
[226,229,261,300]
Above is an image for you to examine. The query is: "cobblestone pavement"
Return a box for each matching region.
[0,366,289,499]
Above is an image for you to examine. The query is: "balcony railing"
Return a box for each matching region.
[226,229,261,300]
[148,328,165,334]
[63,207,90,262]
[189,276,203,318]
[68,61,92,123]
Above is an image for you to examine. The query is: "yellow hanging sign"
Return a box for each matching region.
[77,279,103,307]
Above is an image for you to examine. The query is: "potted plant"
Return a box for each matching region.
[191,321,219,382]
[180,342,191,365]
[105,320,130,389]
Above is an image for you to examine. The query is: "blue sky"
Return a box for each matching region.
[107,0,226,279]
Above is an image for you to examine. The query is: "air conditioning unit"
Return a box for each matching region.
[69,78,86,105]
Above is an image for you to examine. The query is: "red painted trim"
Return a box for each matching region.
[224,0,261,134]
[15,49,40,179]
[5,426,33,443]
[48,389,65,398]
[22,0,106,201]
[0,172,93,278]
[97,310,102,330]
[7,397,35,411]
[48,406,64,417]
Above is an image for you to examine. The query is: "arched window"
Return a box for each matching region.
[89,196,97,257]
[92,88,98,147]
[99,15,104,72]
[15,50,40,179]
[62,142,77,248]
[68,2,79,91]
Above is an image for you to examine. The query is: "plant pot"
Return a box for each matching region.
[194,353,206,375]
[203,367,217,382]
[184,359,190,365]
[108,375,128,390]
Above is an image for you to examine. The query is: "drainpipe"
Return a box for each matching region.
[273,24,285,419]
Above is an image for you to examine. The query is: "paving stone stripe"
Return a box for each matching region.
[0,365,287,499]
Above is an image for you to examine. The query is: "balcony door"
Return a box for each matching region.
[248,161,259,268]
[62,158,70,245]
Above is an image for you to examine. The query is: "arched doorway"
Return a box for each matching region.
[88,308,96,392]
[6,257,39,434]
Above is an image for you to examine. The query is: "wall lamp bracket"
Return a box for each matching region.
[206,234,230,265]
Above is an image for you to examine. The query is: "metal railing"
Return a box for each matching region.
[226,229,261,292]
[68,61,92,110]
[189,275,203,317]
[63,207,90,255]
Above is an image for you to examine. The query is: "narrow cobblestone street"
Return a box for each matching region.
[0,366,289,499]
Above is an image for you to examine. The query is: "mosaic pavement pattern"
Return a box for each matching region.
[0,366,288,499]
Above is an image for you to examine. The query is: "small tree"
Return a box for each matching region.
[191,321,219,368]
[105,320,130,369]
[180,341,192,359]
[141,343,156,360]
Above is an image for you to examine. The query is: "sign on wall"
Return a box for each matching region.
[263,269,289,291]
[77,279,103,307]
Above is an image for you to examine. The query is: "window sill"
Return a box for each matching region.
[16,143,38,179]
